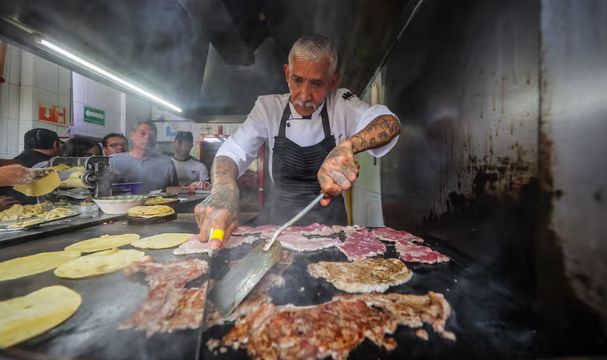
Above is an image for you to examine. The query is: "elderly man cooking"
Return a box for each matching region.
[195,34,401,249]
[110,121,178,194]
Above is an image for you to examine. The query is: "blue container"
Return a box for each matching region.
[111,182,145,195]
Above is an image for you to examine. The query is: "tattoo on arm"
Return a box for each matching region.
[201,156,240,214]
[348,115,401,154]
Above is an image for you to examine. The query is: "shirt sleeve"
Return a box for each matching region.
[215,97,269,177]
[198,163,210,182]
[167,159,178,187]
[337,89,400,158]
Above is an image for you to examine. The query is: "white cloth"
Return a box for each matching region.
[171,157,210,185]
[216,88,400,178]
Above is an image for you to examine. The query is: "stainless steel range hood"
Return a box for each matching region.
[0,0,421,118]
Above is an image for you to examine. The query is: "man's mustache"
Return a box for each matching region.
[293,100,317,110]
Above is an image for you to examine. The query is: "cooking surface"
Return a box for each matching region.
[0,216,604,359]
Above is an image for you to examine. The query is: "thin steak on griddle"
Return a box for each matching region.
[337,230,386,261]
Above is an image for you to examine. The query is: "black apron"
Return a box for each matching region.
[254,101,347,226]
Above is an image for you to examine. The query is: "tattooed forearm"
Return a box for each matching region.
[200,155,240,214]
[347,115,400,154]
[212,156,239,183]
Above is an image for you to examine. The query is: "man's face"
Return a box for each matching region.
[130,124,157,153]
[173,140,193,158]
[104,136,127,155]
[284,57,339,117]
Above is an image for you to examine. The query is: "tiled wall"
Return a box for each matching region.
[0,45,71,158]
[72,72,123,138]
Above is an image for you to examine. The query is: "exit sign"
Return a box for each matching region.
[84,106,105,126]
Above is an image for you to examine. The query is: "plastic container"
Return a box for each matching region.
[92,195,146,215]
[111,182,145,195]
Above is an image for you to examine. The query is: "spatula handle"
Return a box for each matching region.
[263,192,326,251]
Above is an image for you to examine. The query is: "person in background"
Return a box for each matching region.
[195,34,401,249]
[13,128,62,167]
[109,121,178,194]
[101,133,128,155]
[61,137,101,157]
[171,131,210,190]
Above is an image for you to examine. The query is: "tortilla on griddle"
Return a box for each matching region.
[127,205,174,218]
[0,251,81,281]
[65,233,140,253]
[54,248,145,279]
[307,258,413,293]
[0,285,81,348]
[131,233,193,249]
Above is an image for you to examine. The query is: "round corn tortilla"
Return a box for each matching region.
[65,234,140,253]
[0,251,81,282]
[13,171,61,197]
[54,248,145,279]
[307,258,413,293]
[127,205,174,218]
[0,285,81,348]
[131,233,193,249]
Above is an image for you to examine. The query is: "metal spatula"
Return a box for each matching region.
[210,192,325,317]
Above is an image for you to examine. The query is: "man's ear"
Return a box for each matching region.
[329,72,340,91]
[283,64,290,83]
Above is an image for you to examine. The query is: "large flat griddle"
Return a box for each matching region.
[0,214,209,360]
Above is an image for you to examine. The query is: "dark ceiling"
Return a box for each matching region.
[0,0,421,119]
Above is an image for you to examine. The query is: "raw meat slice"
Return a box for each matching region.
[173,236,212,255]
[225,234,257,249]
[231,226,256,236]
[120,257,208,336]
[278,234,338,252]
[337,231,386,261]
[282,223,335,236]
[395,240,449,264]
[372,227,424,243]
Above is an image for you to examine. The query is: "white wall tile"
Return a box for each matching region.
[7,143,19,156]
[8,83,20,120]
[7,119,19,146]
[86,80,105,108]
[0,116,8,154]
[0,83,8,118]
[20,52,34,87]
[34,55,59,93]
[19,86,33,122]
[18,120,33,150]
[8,45,21,84]
[58,66,71,96]
[72,72,86,103]
[1,46,9,81]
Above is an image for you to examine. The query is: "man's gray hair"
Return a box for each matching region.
[288,34,338,75]
[131,120,157,133]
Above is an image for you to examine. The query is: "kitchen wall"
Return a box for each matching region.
[0,44,71,157]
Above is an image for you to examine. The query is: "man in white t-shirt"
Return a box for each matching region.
[195,34,401,249]
[171,131,210,188]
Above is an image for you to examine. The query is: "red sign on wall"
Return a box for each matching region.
[38,104,68,126]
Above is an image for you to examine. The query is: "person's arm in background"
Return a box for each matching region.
[318,99,401,206]
[183,163,211,191]
[194,156,240,250]
[0,165,35,186]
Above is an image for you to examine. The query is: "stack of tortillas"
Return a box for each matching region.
[127,205,176,224]
[0,286,82,348]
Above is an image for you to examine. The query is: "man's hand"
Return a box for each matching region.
[184,181,212,192]
[194,181,239,250]
[0,165,34,186]
[317,140,359,206]
[0,196,19,211]
[194,156,240,250]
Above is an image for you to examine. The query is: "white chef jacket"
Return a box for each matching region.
[216,88,400,179]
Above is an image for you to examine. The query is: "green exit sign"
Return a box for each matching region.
[84,106,105,125]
